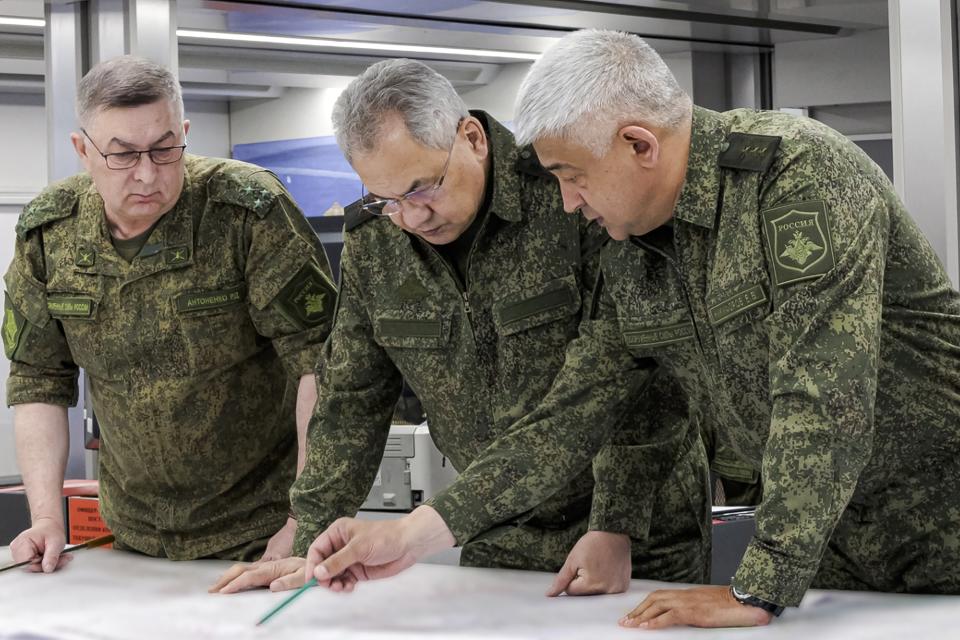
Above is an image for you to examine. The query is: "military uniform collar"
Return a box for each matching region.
[472,110,523,224]
[673,106,728,229]
[74,164,195,277]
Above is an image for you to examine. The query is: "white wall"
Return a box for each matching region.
[775,29,891,109]
[0,94,46,196]
[229,87,342,146]
[184,99,231,159]
[663,52,695,98]
[458,62,532,122]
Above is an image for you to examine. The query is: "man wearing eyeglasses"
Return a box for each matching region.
[3,55,335,571]
[212,58,710,596]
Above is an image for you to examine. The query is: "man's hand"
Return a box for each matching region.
[304,505,456,593]
[9,517,72,573]
[547,531,631,596]
[260,517,297,562]
[208,557,306,594]
[619,585,774,630]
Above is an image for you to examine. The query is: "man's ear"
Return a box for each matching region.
[617,125,660,168]
[463,116,489,160]
[70,132,86,159]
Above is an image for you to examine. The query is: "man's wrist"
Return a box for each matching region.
[401,505,456,559]
[585,530,631,548]
[31,513,64,528]
[729,585,785,617]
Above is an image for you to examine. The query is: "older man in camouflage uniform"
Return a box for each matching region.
[510,30,960,629]
[213,59,710,597]
[4,56,335,571]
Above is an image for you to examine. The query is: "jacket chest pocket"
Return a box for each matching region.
[706,282,771,409]
[373,310,453,350]
[491,274,581,384]
[620,307,699,355]
[707,282,769,335]
[620,307,703,385]
[176,283,259,374]
[47,286,106,373]
[707,282,770,358]
[492,273,581,338]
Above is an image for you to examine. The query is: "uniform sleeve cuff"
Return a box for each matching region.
[6,374,78,407]
[587,491,648,538]
[424,489,489,546]
[732,539,820,607]
[292,520,324,557]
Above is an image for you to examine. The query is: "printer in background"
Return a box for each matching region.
[360,423,458,512]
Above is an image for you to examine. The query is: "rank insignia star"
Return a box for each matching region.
[75,248,96,267]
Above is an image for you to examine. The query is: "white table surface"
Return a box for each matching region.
[0,547,957,639]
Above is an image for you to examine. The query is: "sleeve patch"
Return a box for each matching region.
[277,260,337,330]
[761,200,836,287]
[3,293,28,359]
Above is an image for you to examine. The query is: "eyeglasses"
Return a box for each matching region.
[81,128,187,170]
[359,119,463,217]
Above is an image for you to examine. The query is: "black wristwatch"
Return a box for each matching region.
[729,585,785,617]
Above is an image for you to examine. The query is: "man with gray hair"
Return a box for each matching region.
[211,57,711,596]
[511,29,960,628]
[5,55,335,570]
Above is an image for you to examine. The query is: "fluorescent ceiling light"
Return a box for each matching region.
[0,17,542,62]
[0,17,45,28]
[176,29,541,62]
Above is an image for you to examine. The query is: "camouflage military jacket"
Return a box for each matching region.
[4,155,336,560]
[581,106,960,605]
[291,113,691,553]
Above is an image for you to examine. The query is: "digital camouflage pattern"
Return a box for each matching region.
[593,106,960,605]
[4,154,336,560]
[291,113,712,581]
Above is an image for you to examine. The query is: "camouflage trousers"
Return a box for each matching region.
[460,436,712,584]
[812,468,960,595]
[113,534,271,563]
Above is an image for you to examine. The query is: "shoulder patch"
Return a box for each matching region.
[2,294,28,359]
[718,132,781,172]
[208,167,281,219]
[16,186,79,239]
[344,197,376,232]
[516,145,552,179]
[761,199,836,287]
[276,259,337,330]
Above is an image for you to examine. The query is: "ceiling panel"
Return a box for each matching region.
[0,0,890,100]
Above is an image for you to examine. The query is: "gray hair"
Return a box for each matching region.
[515,29,691,156]
[77,55,183,127]
[332,59,468,163]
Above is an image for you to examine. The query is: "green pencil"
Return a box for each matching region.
[256,577,318,626]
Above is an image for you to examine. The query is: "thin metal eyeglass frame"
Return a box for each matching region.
[81,128,187,170]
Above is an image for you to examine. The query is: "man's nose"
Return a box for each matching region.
[400,202,432,228]
[559,182,585,214]
[132,153,158,183]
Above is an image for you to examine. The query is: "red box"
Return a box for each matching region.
[66,495,112,546]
